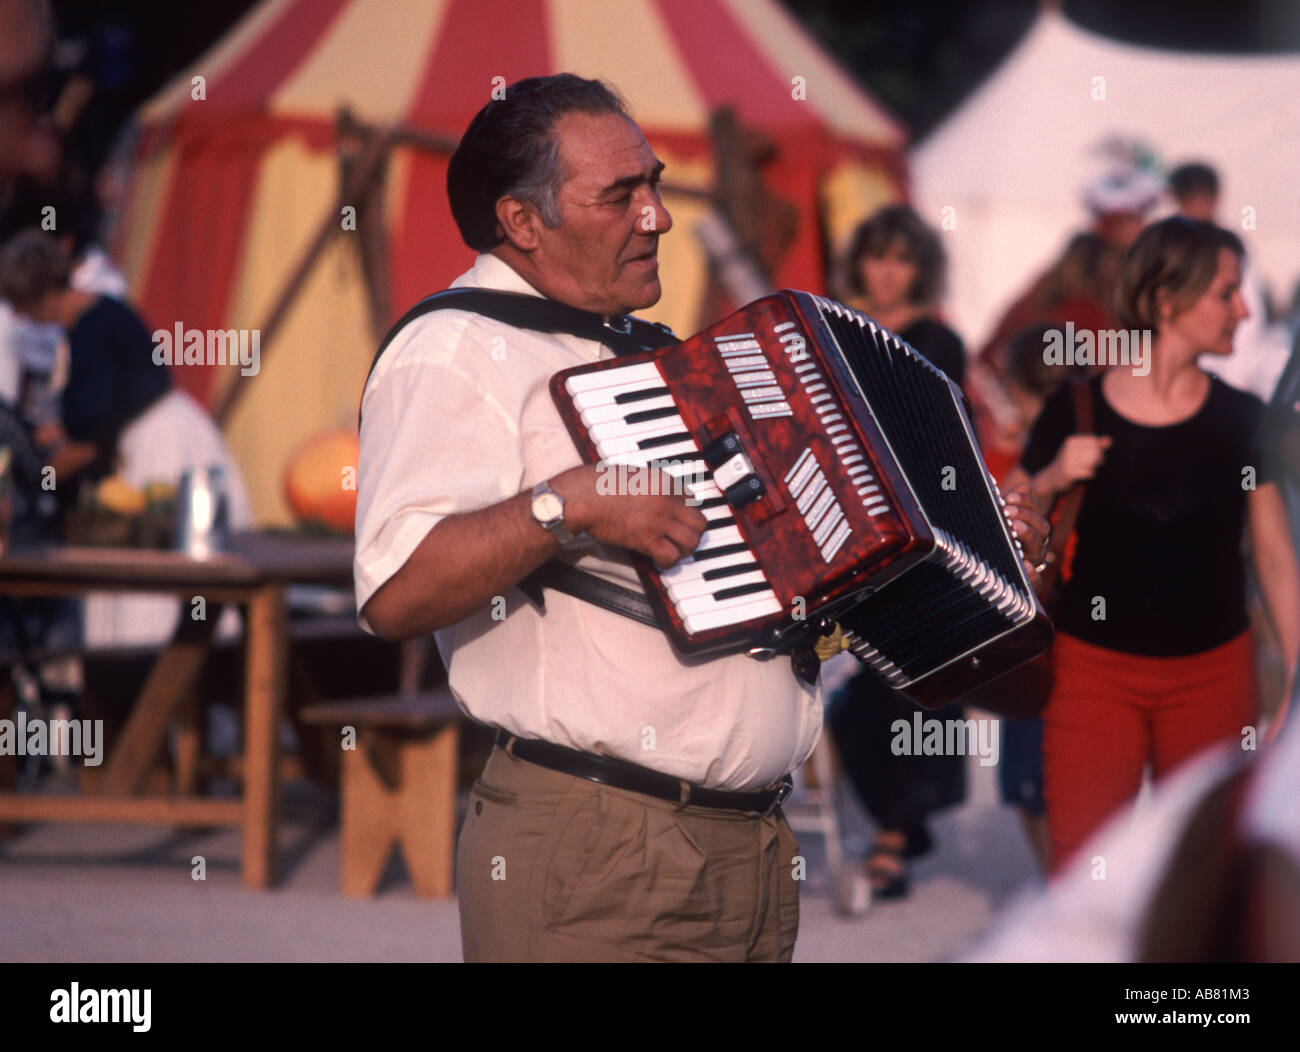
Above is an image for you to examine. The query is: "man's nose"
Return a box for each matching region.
[659,199,674,234]
[647,193,672,236]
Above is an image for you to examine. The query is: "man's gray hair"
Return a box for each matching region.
[447,74,628,252]
[509,136,565,230]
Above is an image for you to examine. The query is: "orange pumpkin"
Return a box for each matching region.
[283,428,360,533]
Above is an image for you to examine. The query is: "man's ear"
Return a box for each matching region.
[495,195,543,252]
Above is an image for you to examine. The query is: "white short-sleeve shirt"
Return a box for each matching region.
[355,253,820,790]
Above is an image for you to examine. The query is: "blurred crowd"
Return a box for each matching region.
[0,3,251,539]
[827,156,1300,959]
[0,0,251,781]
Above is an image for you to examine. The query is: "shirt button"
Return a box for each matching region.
[475,800,482,815]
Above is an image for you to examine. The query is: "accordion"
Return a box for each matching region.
[550,291,1052,707]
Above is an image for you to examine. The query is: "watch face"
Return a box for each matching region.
[534,492,563,523]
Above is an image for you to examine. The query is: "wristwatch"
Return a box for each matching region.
[530,479,574,545]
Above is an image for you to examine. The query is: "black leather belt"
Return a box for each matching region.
[495,730,793,816]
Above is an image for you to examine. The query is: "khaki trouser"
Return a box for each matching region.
[457,743,800,962]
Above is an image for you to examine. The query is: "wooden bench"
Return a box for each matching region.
[299,689,462,898]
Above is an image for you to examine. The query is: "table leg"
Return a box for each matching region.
[0,673,15,837]
[400,723,459,898]
[399,637,431,696]
[99,611,216,796]
[173,688,204,798]
[242,586,287,889]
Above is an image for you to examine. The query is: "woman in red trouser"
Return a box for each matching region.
[1001,217,1300,873]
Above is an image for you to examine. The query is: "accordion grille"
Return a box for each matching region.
[814,298,1034,686]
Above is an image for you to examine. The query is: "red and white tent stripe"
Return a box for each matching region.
[118,0,906,524]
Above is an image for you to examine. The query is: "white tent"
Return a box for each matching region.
[911,9,1300,356]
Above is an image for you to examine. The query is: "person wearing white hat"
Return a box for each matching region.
[975,160,1163,380]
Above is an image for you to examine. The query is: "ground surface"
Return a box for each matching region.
[0,736,1043,963]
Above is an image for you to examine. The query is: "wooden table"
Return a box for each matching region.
[0,533,354,887]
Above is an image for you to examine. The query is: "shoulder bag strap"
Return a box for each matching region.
[1038,378,1095,601]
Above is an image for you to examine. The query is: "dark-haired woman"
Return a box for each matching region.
[1003,217,1300,873]
[841,204,965,387]
[828,206,968,898]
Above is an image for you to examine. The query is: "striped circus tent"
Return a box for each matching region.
[115,0,907,525]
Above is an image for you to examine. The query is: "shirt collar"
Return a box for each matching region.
[453,252,643,361]
[459,252,547,299]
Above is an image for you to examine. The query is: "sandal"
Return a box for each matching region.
[865,841,911,900]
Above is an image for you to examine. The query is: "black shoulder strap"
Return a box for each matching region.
[362,287,677,631]
[363,287,678,398]
[517,560,660,628]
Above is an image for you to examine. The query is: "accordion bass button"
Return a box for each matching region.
[724,475,765,507]
[701,431,744,469]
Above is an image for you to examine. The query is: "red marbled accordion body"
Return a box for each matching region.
[550,291,1051,708]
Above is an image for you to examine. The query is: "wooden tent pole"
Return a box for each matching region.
[341,110,393,342]
[212,115,715,426]
[213,113,397,426]
[696,106,786,330]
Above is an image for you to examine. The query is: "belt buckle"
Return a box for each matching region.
[764,775,793,816]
